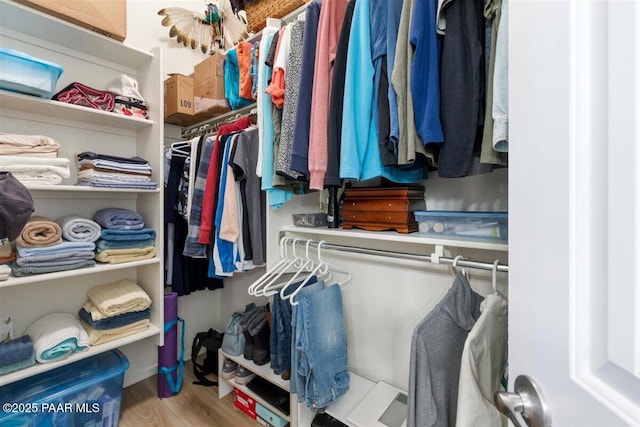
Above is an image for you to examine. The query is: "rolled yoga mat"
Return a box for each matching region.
[158,291,183,397]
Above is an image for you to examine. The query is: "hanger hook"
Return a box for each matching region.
[317,240,326,264]
[305,239,312,259]
[492,259,501,293]
[291,238,301,259]
[453,255,464,268]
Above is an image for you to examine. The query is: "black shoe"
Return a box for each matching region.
[251,322,271,366]
[243,330,254,360]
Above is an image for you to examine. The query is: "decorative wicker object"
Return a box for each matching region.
[244,0,310,32]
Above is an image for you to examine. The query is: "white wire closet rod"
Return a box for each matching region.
[283,238,509,273]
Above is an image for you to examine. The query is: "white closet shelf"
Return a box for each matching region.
[221,350,290,392]
[0,324,161,387]
[282,225,509,252]
[0,91,154,131]
[0,258,161,289]
[324,372,376,426]
[0,0,153,69]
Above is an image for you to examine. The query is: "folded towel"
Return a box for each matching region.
[96,238,155,253]
[2,171,65,185]
[17,240,96,257]
[0,133,60,157]
[0,264,10,281]
[87,279,151,317]
[100,228,156,241]
[0,354,36,375]
[0,335,34,367]
[11,260,95,277]
[79,304,151,329]
[25,313,90,363]
[56,215,101,243]
[95,247,157,264]
[0,156,71,185]
[81,319,150,345]
[76,181,158,189]
[93,208,144,230]
[16,216,62,248]
[16,252,95,267]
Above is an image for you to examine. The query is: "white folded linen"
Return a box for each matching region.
[25,313,90,363]
[0,133,60,157]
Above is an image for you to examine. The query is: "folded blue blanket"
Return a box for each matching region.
[11,260,95,277]
[78,307,151,330]
[96,238,155,253]
[17,241,96,258]
[100,228,156,241]
[93,208,144,230]
[0,353,35,375]
[0,335,34,367]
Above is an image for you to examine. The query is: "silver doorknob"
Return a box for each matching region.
[494,375,552,427]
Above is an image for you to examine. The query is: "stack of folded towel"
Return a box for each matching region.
[25,313,90,363]
[93,208,157,264]
[12,216,96,277]
[0,243,14,281]
[0,133,71,185]
[0,335,36,375]
[75,151,157,189]
[80,279,152,345]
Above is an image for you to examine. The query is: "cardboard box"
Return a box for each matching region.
[14,0,127,41]
[193,54,230,115]
[165,74,196,127]
[234,387,257,419]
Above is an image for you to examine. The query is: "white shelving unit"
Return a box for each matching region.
[218,349,295,423]
[0,0,164,387]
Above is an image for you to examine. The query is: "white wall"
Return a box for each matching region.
[120,0,266,387]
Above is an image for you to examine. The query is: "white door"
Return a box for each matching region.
[509,0,639,425]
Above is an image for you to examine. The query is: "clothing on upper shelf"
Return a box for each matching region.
[0,133,60,157]
[75,151,156,189]
[0,156,71,185]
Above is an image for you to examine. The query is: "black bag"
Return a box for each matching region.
[191,328,224,387]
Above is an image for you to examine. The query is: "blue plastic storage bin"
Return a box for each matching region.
[0,48,63,99]
[0,349,129,427]
[414,211,508,242]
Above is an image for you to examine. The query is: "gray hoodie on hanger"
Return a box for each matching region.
[407,273,483,427]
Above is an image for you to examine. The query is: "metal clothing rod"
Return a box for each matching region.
[181,102,257,139]
[286,239,509,273]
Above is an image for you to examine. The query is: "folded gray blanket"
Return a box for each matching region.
[93,208,144,230]
[11,260,95,277]
[16,253,95,267]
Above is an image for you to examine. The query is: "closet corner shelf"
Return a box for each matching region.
[0,91,154,131]
[0,258,161,289]
[282,226,509,252]
[0,324,160,387]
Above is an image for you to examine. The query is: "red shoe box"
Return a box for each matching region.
[234,387,257,419]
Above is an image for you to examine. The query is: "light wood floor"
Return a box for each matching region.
[119,359,257,427]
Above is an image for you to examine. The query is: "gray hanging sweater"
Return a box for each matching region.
[407,274,483,427]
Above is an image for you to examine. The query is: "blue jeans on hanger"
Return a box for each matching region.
[294,284,350,411]
[270,276,318,375]
[290,280,325,396]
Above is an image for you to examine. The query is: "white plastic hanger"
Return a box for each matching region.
[257,238,307,297]
[491,259,507,299]
[170,140,190,158]
[289,241,352,306]
[264,240,316,297]
[248,236,290,295]
[452,255,469,279]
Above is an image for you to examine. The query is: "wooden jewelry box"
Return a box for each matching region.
[341,186,426,234]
